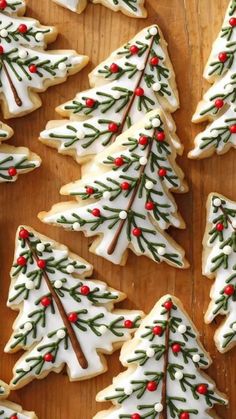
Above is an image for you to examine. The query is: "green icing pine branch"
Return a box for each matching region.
[5,226,143,389]
[0,0,88,118]
[39,110,188,268]
[94,295,227,419]
[0,379,37,418]
[40,25,183,167]
[190,0,236,158]
[203,193,236,353]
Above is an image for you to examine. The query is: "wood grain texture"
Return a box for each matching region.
[0,0,234,417]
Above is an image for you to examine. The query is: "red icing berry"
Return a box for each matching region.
[196,384,208,395]
[230,124,236,134]
[139,135,148,145]
[0,45,4,54]
[216,222,224,232]
[85,98,95,108]
[8,167,17,177]
[214,99,224,109]
[146,381,157,392]
[150,56,159,66]
[164,300,173,311]
[109,63,119,73]
[80,285,90,295]
[145,201,155,211]
[19,228,29,239]
[114,157,124,166]
[18,24,28,33]
[108,122,119,133]
[17,256,27,266]
[68,312,78,323]
[156,131,165,142]
[44,353,54,362]
[152,325,163,336]
[29,64,37,73]
[124,319,134,328]
[41,296,51,307]
[130,45,139,55]
[86,186,94,195]
[224,284,235,296]
[218,52,228,63]
[10,416,18,419]
[179,413,190,419]
[37,259,46,270]
[229,17,236,27]
[172,343,181,353]
[131,414,141,419]
[92,208,101,217]
[132,227,142,237]
[135,87,144,96]
[0,0,7,10]
[121,181,130,190]
[158,168,167,177]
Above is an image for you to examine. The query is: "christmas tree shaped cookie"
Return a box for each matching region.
[52,0,147,17]
[203,192,236,353]
[0,0,88,118]
[190,0,236,159]
[94,295,227,419]
[5,226,143,389]
[39,110,188,267]
[40,25,183,168]
[0,379,37,418]
[0,121,41,182]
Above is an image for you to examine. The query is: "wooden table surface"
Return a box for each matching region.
[0,0,235,417]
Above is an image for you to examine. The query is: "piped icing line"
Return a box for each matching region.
[203,192,236,352]
[0,379,38,418]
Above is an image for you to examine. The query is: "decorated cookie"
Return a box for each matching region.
[94,295,227,419]
[5,226,143,389]
[203,192,236,353]
[0,121,41,182]
[40,25,183,169]
[0,379,37,418]
[190,0,236,159]
[0,0,88,118]
[52,0,147,18]
[39,110,188,268]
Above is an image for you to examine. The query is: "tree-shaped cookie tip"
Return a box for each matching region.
[0,0,88,118]
[5,226,143,389]
[94,294,227,419]
[203,192,236,353]
[39,109,188,268]
[0,379,37,418]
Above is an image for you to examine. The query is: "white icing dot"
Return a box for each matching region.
[232,219,236,229]
[23,364,31,372]
[35,32,44,42]
[0,29,8,38]
[136,62,145,71]
[99,325,107,335]
[154,403,163,412]
[157,247,165,256]
[54,280,63,289]
[18,49,28,59]
[25,280,35,290]
[145,180,154,190]
[192,354,200,363]
[146,347,155,358]
[223,245,232,255]
[124,384,133,395]
[152,82,161,92]
[77,130,85,140]
[232,323,236,331]
[58,62,67,71]
[103,191,111,199]
[174,371,183,380]
[66,264,75,273]
[24,322,33,332]
[225,84,234,94]
[178,324,187,334]
[150,27,158,36]
[73,222,80,231]
[57,329,66,339]
[151,117,161,128]
[36,243,45,252]
[213,198,222,207]
[113,91,121,100]
[139,156,147,165]
[119,211,127,220]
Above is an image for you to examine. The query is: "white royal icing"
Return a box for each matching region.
[0,379,35,418]
[52,0,146,17]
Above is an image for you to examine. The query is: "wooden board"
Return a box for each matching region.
[0,0,234,417]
